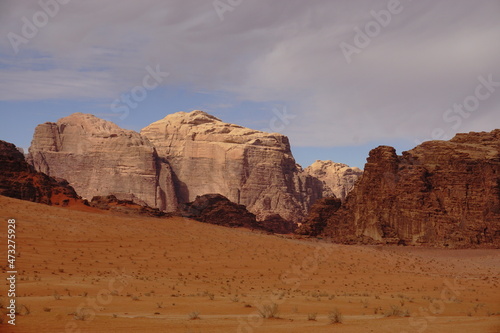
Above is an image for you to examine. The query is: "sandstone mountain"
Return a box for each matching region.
[141,110,324,222]
[301,130,500,248]
[0,140,80,206]
[28,113,178,212]
[304,160,363,202]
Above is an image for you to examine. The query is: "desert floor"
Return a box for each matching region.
[0,195,499,333]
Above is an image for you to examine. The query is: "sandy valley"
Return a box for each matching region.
[0,195,498,333]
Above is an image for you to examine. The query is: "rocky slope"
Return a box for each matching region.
[304,160,363,202]
[179,193,260,229]
[303,130,500,248]
[141,110,324,222]
[89,195,170,217]
[180,194,297,234]
[28,113,177,212]
[0,140,80,206]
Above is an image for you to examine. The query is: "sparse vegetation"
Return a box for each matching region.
[384,305,410,317]
[74,308,92,321]
[188,311,200,320]
[258,303,279,319]
[15,304,30,316]
[307,312,317,321]
[328,308,343,324]
[53,291,62,300]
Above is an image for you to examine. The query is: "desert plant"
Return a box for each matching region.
[15,304,30,316]
[307,312,317,321]
[384,305,410,317]
[328,308,343,324]
[74,308,92,321]
[43,307,51,312]
[258,303,279,319]
[188,311,200,320]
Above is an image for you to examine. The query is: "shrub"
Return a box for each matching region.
[384,305,410,317]
[258,303,279,319]
[15,304,30,316]
[307,312,317,321]
[328,308,343,324]
[188,311,200,320]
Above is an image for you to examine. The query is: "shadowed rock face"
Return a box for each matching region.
[179,193,259,229]
[28,113,177,212]
[296,197,342,237]
[141,110,324,222]
[89,195,170,217]
[0,140,80,206]
[304,160,363,202]
[179,194,297,234]
[312,130,500,248]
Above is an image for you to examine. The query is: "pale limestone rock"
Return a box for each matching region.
[28,113,177,211]
[304,160,363,202]
[141,110,323,222]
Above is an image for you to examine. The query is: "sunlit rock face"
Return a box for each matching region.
[141,110,324,222]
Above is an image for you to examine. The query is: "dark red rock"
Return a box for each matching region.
[0,140,81,206]
[90,195,170,217]
[258,214,298,234]
[296,197,341,236]
[315,130,500,248]
[180,193,260,229]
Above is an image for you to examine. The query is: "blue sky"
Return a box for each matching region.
[1,0,499,169]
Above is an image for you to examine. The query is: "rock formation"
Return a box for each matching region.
[141,110,324,222]
[0,140,80,206]
[89,195,170,217]
[306,130,500,248]
[179,193,260,229]
[28,113,177,212]
[180,194,297,234]
[296,197,342,236]
[304,160,363,202]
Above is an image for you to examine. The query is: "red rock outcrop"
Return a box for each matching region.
[0,140,81,206]
[89,195,170,217]
[308,130,500,248]
[179,193,260,229]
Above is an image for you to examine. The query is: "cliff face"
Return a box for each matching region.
[315,130,500,248]
[28,113,177,212]
[0,140,80,206]
[304,160,363,202]
[141,110,324,222]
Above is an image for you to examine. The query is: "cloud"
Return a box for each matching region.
[0,0,499,145]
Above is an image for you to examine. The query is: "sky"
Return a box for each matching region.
[0,0,499,169]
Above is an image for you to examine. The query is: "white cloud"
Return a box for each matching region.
[0,0,498,145]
